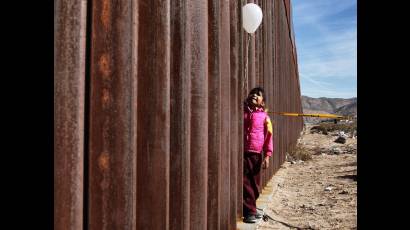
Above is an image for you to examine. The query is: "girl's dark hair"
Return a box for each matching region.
[249,87,265,102]
[245,87,266,108]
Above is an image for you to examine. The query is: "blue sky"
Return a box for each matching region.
[292,0,357,98]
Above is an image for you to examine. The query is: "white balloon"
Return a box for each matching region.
[242,3,263,34]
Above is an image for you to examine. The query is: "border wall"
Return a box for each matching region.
[54,0,303,229]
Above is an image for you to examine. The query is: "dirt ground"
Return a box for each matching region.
[257,124,357,230]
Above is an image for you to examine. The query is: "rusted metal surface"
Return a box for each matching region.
[54,0,87,229]
[270,0,303,183]
[220,0,231,229]
[169,1,191,230]
[207,0,222,229]
[55,0,302,229]
[229,0,240,226]
[237,0,245,219]
[284,0,298,70]
[136,0,170,229]
[262,0,274,186]
[88,0,137,229]
[189,1,209,229]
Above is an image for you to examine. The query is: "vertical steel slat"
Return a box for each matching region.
[279,0,283,168]
[220,0,231,228]
[269,0,273,181]
[273,0,279,173]
[278,0,284,169]
[88,0,138,229]
[136,0,170,229]
[189,1,209,229]
[258,0,263,88]
[259,0,264,88]
[258,0,264,186]
[54,0,87,229]
[229,0,239,226]
[170,0,191,229]
[207,0,222,228]
[237,0,245,218]
[263,0,270,182]
[282,0,286,167]
[284,0,287,167]
[261,0,267,186]
[268,0,275,179]
[272,0,279,175]
[279,0,283,169]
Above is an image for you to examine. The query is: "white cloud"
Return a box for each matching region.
[293,0,357,98]
[293,0,356,25]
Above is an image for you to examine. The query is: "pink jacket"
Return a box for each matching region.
[244,104,273,157]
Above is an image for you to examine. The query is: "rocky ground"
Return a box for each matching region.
[257,124,357,230]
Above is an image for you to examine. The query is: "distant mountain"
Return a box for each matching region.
[335,101,357,116]
[301,96,357,123]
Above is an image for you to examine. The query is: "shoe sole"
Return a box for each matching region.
[243,220,258,224]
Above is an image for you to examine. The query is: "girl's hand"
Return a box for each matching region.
[262,156,269,169]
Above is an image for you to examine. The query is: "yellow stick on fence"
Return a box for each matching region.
[267,111,350,120]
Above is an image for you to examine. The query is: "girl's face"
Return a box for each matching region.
[247,90,264,107]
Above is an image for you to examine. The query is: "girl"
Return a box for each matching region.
[243,87,273,223]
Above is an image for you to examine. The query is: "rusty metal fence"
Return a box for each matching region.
[54,0,303,229]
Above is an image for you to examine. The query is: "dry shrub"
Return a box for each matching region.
[321,122,356,132]
[312,121,357,135]
[312,146,324,155]
[288,144,312,161]
[310,126,328,135]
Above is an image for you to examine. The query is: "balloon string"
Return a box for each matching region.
[244,34,251,99]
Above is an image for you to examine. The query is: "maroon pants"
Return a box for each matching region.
[243,152,262,216]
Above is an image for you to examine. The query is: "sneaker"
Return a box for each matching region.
[255,209,264,219]
[243,215,258,223]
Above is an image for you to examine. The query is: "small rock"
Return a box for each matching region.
[331,147,343,155]
[334,136,346,144]
[286,153,295,162]
[300,204,315,211]
[325,186,333,191]
[338,131,348,138]
[344,146,357,154]
[339,190,349,195]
